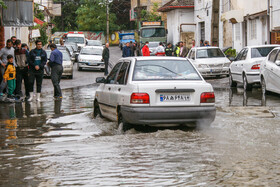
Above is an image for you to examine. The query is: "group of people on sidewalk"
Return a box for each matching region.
[0,37,64,102]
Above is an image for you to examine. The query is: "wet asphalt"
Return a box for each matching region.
[0,47,280,186]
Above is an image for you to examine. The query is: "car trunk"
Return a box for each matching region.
[136,81,213,107]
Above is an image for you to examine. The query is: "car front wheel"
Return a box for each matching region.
[93,101,103,118]
[261,78,266,95]
[229,71,237,87]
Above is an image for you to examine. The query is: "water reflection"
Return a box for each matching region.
[229,88,265,106]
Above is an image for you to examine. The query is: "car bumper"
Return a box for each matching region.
[79,62,105,69]
[247,73,260,84]
[121,105,216,126]
[198,67,229,76]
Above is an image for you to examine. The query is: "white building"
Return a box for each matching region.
[222,0,270,52]
[158,0,195,47]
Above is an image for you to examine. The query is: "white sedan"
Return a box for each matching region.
[77,46,104,71]
[187,47,231,77]
[260,47,280,95]
[93,57,216,130]
[229,45,279,90]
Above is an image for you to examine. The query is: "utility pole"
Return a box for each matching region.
[136,0,140,30]
[106,0,109,44]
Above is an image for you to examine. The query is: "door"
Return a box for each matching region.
[270,50,280,93]
[231,48,245,82]
[265,49,278,91]
[99,62,123,120]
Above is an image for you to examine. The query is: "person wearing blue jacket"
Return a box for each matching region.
[28,40,47,102]
[122,42,131,57]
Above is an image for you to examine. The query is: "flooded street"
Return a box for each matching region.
[1,80,280,186]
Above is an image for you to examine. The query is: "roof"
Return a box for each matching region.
[122,56,187,61]
[34,17,45,25]
[158,0,194,12]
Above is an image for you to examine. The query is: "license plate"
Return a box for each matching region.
[160,94,191,102]
[210,69,222,73]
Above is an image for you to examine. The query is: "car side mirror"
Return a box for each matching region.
[192,57,195,60]
[96,77,106,83]
[275,60,280,66]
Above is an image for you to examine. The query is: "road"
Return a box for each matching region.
[1,46,280,186]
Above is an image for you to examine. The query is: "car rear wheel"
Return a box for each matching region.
[68,75,73,79]
[229,72,237,87]
[118,112,132,132]
[93,101,103,118]
[261,78,266,95]
[243,75,252,91]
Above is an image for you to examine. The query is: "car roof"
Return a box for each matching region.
[88,40,101,42]
[82,46,103,49]
[244,44,280,49]
[67,34,85,37]
[121,56,188,61]
[192,46,220,50]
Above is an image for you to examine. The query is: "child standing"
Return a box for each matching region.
[3,55,16,99]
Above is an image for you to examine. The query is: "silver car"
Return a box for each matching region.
[77,46,104,71]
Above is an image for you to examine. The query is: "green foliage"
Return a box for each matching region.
[52,0,81,32]
[33,4,47,45]
[141,3,161,21]
[76,0,120,31]
[225,48,237,57]
[0,0,7,9]
[34,3,45,21]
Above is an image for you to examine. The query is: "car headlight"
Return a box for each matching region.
[64,65,71,68]
[198,64,208,68]
[223,62,231,67]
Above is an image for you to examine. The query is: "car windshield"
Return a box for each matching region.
[149,42,159,48]
[80,48,102,55]
[46,50,71,61]
[122,35,134,40]
[196,48,225,58]
[251,47,275,58]
[133,60,201,81]
[141,28,165,38]
[64,43,77,51]
[87,40,102,46]
[65,45,73,53]
[66,37,84,44]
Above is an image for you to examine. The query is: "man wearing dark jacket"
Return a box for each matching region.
[48,44,63,99]
[14,39,29,100]
[122,42,131,57]
[28,40,47,102]
[102,43,110,76]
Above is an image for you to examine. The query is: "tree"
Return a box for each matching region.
[76,0,119,31]
[110,0,132,30]
[141,3,161,21]
[34,4,47,45]
[53,0,81,31]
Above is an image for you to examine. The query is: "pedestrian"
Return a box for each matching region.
[192,40,195,48]
[165,43,173,56]
[122,42,131,57]
[129,41,135,56]
[3,55,16,100]
[48,44,63,99]
[11,36,17,48]
[59,38,64,46]
[174,42,182,57]
[0,39,15,97]
[102,43,110,76]
[21,43,29,52]
[142,41,150,56]
[180,42,189,57]
[155,42,165,56]
[28,40,47,102]
[204,41,210,46]
[14,39,30,100]
[200,40,204,47]
[47,40,52,49]
[135,41,141,56]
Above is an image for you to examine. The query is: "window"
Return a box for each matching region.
[116,62,130,85]
[276,52,280,62]
[141,28,165,38]
[106,62,122,84]
[196,48,225,58]
[268,50,278,62]
[240,49,248,60]
[235,23,241,41]
[133,60,201,81]
[251,47,276,58]
[235,49,245,61]
[250,19,257,40]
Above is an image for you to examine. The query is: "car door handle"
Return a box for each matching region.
[271,68,273,71]
[118,88,121,91]
[108,87,111,90]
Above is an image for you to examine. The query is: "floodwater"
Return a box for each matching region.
[1,84,280,186]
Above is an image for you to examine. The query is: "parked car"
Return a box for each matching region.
[93,57,216,130]
[148,42,162,56]
[229,45,278,90]
[45,49,74,79]
[87,40,102,46]
[77,46,104,71]
[187,47,231,77]
[119,33,135,50]
[260,47,280,95]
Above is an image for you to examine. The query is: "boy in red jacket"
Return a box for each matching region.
[142,41,150,56]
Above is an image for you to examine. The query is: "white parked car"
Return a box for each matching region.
[187,47,231,77]
[229,45,278,91]
[77,46,104,71]
[93,57,216,130]
[87,40,102,47]
[260,47,280,95]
